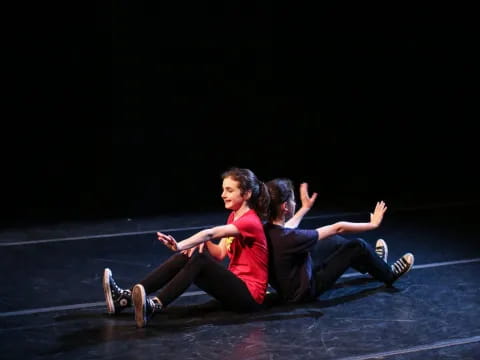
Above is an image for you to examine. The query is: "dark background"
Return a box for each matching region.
[3,3,478,227]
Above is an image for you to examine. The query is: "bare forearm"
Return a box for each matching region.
[316,201,386,241]
[316,221,378,240]
[176,224,238,252]
[285,207,311,228]
[335,221,378,234]
[177,229,214,251]
[205,240,227,260]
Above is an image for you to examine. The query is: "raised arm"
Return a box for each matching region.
[285,182,318,228]
[315,201,387,240]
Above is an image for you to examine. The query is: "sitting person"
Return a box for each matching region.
[264,178,414,303]
[103,167,270,327]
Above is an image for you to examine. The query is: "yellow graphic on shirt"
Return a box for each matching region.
[224,237,235,252]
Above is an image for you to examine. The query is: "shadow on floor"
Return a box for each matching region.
[43,278,395,356]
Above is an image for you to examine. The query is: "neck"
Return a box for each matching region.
[233,203,251,220]
[272,216,286,226]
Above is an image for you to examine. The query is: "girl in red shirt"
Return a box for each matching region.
[103,167,270,328]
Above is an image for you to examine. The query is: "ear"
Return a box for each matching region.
[243,190,252,201]
[280,201,289,214]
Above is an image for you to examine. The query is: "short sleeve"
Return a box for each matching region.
[232,213,260,245]
[283,228,318,254]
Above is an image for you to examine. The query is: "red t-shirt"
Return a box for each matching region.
[226,209,268,304]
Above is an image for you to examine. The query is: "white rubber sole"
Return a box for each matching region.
[376,238,388,263]
[102,268,115,315]
[403,253,415,274]
[132,284,147,328]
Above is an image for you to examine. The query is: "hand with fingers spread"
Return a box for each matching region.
[299,182,318,210]
[182,243,205,258]
[157,232,179,252]
[284,182,318,229]
[370,201,388,227]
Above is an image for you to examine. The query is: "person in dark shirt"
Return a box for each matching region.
[264,178,414,303]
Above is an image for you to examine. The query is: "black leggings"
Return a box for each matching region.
[137,251,263,312]
[312,235,395,296]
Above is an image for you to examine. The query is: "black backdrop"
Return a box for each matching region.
[3,3,478,227]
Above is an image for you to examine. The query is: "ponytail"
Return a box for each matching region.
[253,181,270,221]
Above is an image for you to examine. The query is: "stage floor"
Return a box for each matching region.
[1,201,479,359]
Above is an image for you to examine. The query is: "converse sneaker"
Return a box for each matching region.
[132,284,163,328]
[391,253,415,281]
[103,268,132,315]
[375,239,388,263]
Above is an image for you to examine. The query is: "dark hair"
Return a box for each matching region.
[222,167,270,220]
[266,178,294,222]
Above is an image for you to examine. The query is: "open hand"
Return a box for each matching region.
[370,201,387,227]
[157,232,179,251]
[300,182,318,209]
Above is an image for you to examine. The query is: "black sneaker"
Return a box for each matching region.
[103,268,132,315]
[132,284,163,328]
[375,239,388,263]
[391,253,414,280]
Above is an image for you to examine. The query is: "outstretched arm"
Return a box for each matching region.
[157,224,239,260]
[315,201,387,240]
[285,182,318,228]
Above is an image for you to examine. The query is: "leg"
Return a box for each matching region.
[313,238,394,297]
[313,235,394,283]
[137,252,189,294]
[103,252,189,315]
[349,237,394,283]
[157,252,261,312]
[133,251,261,327]
[310,235,348,265]
[193,258,262,312]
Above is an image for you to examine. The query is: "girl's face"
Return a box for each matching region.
[285,190,296,220]
[221,176,250,211]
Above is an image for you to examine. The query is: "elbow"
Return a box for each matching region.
[210,253,224,261]
[203,229,215,241]
[333,222,346,234]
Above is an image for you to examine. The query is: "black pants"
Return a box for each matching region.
[137,251,263,312]
[311,235,395,296]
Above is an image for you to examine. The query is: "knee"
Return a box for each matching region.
[347,238,365,248]
[187,251,210,266]
[190,251,208,259]
[352,237,368,249]
[173,252,188,260]
[345,238,367,254]
[168,252,190,266]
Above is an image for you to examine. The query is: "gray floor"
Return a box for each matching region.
[1,201,479,359]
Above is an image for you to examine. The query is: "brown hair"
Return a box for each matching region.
[266,178,294,222]
[222,167,270,221]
